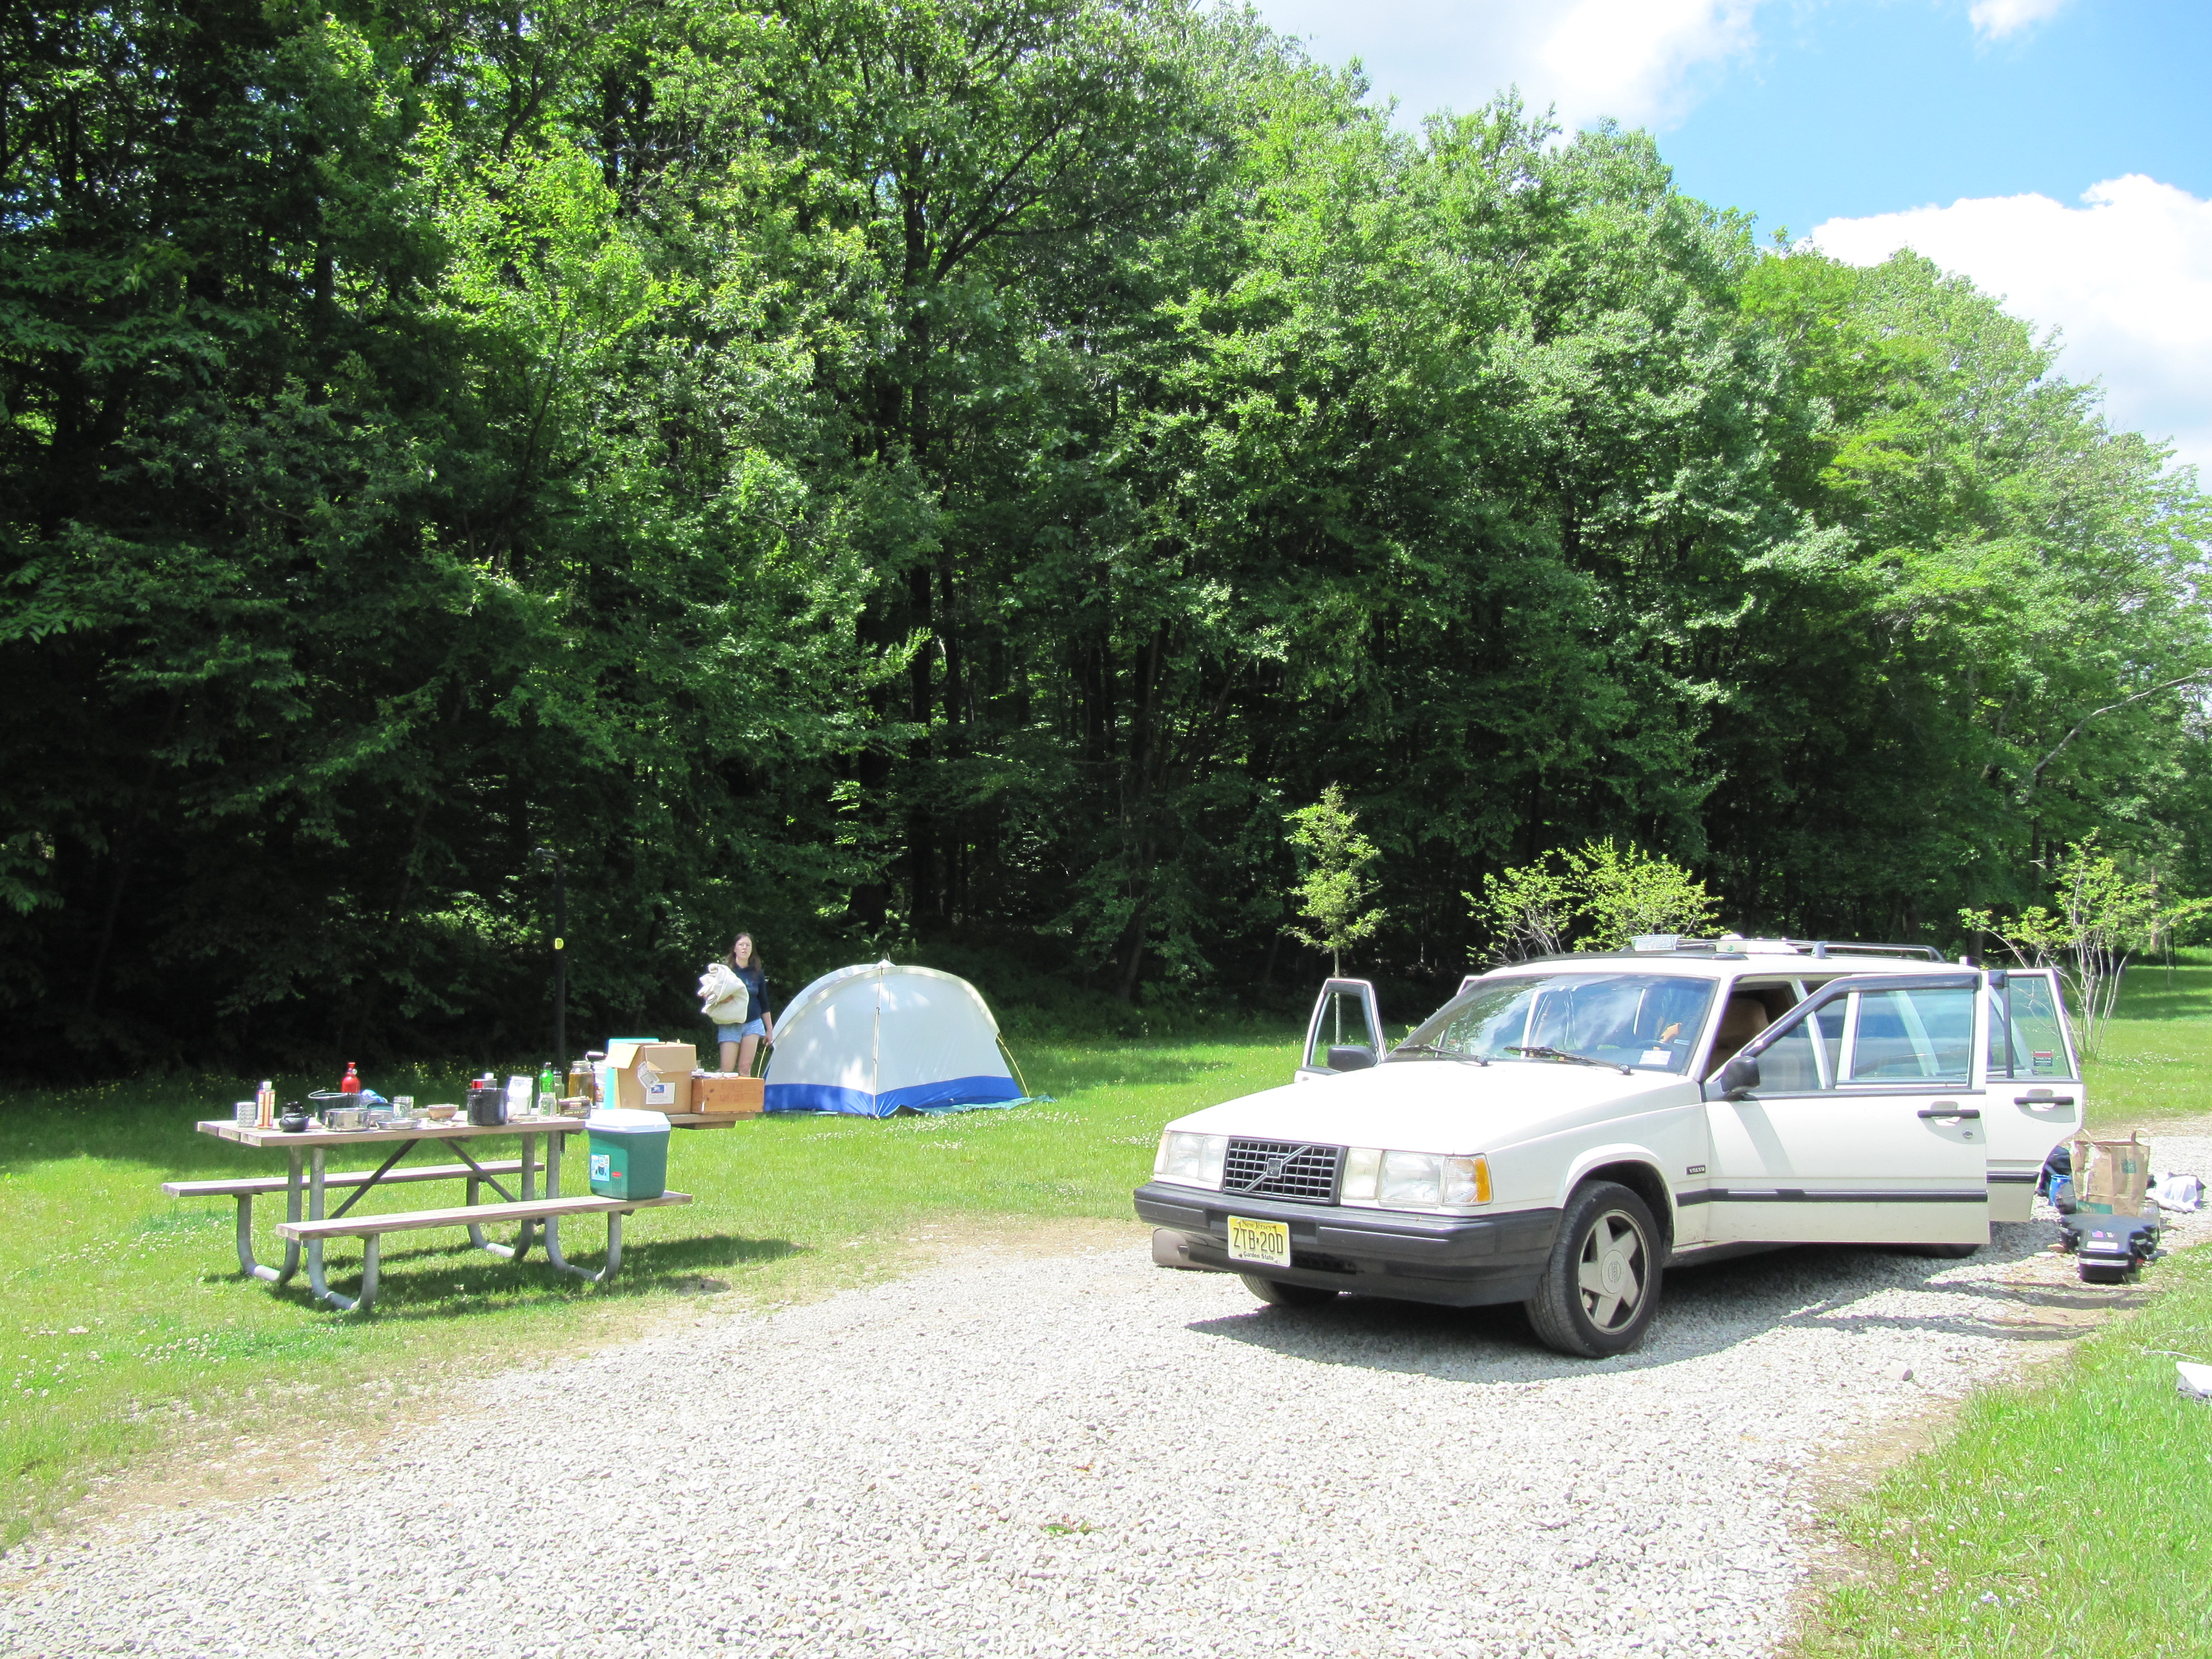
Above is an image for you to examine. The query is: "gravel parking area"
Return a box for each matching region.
[7,1133,2208,1659]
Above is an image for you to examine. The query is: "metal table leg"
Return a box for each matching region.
[304,1147,348,1310]
[543,1131,627,1285]
[302,1148,373,1312]
[236,1147,303,1285]
[465,1133,537,1261]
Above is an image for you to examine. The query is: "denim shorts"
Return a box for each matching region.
[717,1019,765,1042]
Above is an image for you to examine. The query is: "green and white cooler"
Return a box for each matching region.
[586,1108,671,1200]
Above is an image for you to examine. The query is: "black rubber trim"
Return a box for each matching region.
[1987,1170,2040,1185]
[1133,1182,1561,1308]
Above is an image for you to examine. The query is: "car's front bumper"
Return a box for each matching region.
[1132,1181,1561,1308]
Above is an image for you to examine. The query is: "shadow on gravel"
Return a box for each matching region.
[1181,1219,2124,1383]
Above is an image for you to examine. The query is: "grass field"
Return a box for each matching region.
[0,1027,1301,1545]
[1796,1246,2212,1658]
[2080,956,2212,1128]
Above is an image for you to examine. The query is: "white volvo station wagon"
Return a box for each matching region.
[1134,939,2084,1357]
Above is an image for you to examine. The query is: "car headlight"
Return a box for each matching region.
[1155,1131,1228,1188]
[1345,1148,1490,1207]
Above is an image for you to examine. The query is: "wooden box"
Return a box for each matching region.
[690,1073,764,1116]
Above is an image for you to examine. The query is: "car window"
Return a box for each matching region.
[1985,975,2078,1081]
[1396,972,1717,1073]
[1848,987,1973,1083]
[1752,1014,1825,1092]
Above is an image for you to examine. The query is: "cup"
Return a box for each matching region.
[233,1101,255,1125]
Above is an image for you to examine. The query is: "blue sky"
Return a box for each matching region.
[1248,1,2212,471]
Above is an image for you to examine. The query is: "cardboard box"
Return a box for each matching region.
[690,1073,764,1116]
[605,1041,697,1115]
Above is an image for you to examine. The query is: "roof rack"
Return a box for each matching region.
[1496,937,1947,972]
[1637,936,1943,962]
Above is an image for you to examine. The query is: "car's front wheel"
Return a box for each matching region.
[1240,1274,1340,1308]
[1525,1181,1663,1358]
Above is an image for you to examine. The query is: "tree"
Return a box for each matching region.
[1961,835,2208,1057]
[1567,840,1723,952]
[1468,840,1719,961]
[1285,786,1385,977]
[1465,859,1577,963]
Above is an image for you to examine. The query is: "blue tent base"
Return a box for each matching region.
[763,1076,1035,1118]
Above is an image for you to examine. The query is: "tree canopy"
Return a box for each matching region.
[5,0,2208,1070]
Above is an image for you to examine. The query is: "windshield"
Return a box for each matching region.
[1390,972,1718,1074]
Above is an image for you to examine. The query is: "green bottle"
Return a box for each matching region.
[536,1062,559,1114]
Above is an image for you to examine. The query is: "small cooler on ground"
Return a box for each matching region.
[587,1109,671,1200]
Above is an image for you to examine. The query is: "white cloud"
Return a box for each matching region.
[1253,0,1766,131]
[1968,0,2073,41]
[1812,176,2212,475]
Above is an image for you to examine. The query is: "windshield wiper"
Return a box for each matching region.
[1504,1044,1632,1075]
[1390,1042,1488,1066]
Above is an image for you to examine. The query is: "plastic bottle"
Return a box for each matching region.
[340,1062,362,1094]
[256,1080,276,1129]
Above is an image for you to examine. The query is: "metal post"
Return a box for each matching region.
[535,845,567,1078]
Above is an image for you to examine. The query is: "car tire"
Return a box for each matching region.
[1240,1274,1340,1308]
[1525,1181,1663,1358]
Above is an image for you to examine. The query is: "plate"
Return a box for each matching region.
[1226,1215,1291,1270]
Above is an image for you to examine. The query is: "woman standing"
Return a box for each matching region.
[718,933,774,1075]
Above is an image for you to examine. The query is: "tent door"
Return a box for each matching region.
[1298,979,1384,1083]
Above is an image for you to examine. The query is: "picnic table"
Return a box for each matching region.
[173,1116,691,1312]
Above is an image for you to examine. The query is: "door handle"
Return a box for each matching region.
[2013,1094,2075,1108]
[1918,1105,1981,1120]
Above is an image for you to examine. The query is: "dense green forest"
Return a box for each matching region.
[5,0,2209,1071]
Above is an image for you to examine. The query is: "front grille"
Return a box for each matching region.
[1222,1139,1343,1204]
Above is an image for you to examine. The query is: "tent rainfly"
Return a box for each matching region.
[762,961,1026,1117]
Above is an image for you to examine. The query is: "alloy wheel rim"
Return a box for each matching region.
[1575,1210,1648,1331]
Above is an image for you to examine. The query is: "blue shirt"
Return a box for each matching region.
[733,963,768,1024]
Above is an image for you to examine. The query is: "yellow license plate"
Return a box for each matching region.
[1226,1215,1291,1269]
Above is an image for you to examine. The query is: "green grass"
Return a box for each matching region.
[1798,950,2212,1656]
[0,1029,1301,1545]
[2082,954,2212,1129]
[1797,1246,2212,1658]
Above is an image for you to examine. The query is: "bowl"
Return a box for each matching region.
[424,1103,458,1122]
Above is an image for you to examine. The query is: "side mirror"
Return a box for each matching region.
[1717,1053,1760,1100]
[1327,1044,1376,1073]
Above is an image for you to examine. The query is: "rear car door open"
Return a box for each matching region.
[1981,969,2085,1220]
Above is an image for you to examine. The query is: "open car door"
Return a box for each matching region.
[1981,969,2086,1220]
[1296,979,1385,1083]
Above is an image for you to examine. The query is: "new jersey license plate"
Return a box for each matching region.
[1226,1215,1291,1269]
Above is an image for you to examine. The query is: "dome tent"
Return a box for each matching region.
[763,961,1029,1117]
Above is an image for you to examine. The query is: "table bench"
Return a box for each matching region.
[164,1160,538,1282]
[276,1191,693,1312]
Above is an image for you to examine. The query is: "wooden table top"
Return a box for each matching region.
[197,1117,588,1149]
